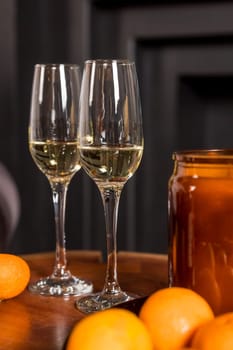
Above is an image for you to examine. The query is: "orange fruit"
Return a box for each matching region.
[191,312,233,349]
[139,287,214,350]
[0,254,30,300]
[66,308,153,350]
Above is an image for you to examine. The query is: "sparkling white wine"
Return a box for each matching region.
[29,141,81,183]
[80,145,143,184]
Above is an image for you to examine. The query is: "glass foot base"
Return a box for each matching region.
[28,275,93,297]
[75,291,137,314]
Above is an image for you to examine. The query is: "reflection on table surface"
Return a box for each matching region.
[0,250,168,350]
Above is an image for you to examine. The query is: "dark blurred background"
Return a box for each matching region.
[1,0,233,255]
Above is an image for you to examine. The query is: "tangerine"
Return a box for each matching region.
[0,254,30,300]
[139,287,214,350]
[66,308,153,350]
[191,312,233,349]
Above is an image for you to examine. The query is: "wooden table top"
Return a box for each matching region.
[0,250,168,350]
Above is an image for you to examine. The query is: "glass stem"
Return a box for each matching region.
[100,186,123,294]
[50,182,70,278]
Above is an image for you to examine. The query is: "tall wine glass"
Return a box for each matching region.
[76,59,144,313]
[28,64,93,296]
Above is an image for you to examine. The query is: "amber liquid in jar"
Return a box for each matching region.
[169,150,233,315]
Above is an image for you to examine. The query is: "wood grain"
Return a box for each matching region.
[0,250,168,350]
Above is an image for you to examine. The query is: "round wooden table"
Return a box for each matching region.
[0,250,168,350]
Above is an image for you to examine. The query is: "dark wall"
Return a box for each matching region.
[2,0,233,255]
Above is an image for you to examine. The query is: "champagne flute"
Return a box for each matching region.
[76,59,143,313]
[28,64,93,296]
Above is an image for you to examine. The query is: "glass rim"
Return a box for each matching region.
[34,63,80,69]
[84,59,134,66]
[173,149,233,162]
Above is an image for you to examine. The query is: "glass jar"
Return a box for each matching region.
[168,149,233,315]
